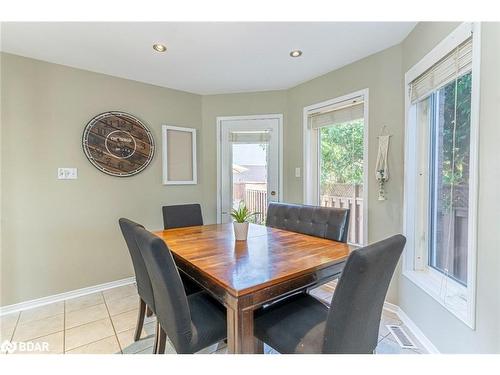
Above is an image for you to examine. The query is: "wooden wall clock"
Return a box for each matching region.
[82,111,155,177]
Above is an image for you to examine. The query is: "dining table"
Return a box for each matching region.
[153,222,352,354]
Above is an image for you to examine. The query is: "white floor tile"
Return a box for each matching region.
[65,292,104,313]
[18,302,64,324]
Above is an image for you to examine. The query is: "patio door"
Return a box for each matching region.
[218,115,282,224]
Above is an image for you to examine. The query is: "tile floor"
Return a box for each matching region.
[0,282,425,354]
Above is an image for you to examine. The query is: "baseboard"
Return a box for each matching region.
[383,301,440,354]
[383,301,400,315]
[0,277,136,316]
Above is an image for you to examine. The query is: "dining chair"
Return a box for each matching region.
[119,218,202,352]
[266,202,350,243]
[253,234,406,354]
[162,203,203,229]
[118,218,157,345]
[134,225,227,354]
[162,203,203,294]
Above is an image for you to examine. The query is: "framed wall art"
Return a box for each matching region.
[82,111,155,177]
[162,125,197,185]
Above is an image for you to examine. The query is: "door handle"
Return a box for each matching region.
[270,191,276,196]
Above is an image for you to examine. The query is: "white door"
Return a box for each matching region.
[218,115,281,224]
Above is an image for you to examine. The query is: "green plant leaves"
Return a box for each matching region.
[230,202,260,223]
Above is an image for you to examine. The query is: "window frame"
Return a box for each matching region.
[303,89,369,246]
[162,125,198,185]
[403,22,481,328]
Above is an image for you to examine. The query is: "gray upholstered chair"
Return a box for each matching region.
[254,234,406,354]
[118,218,156,344]
[162,203,203,229]
[119,218,202,352]
[162,204,203,294]
[134,225,227,354]
[266,202,350,243]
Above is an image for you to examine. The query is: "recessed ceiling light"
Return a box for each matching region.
[290,50,302,58]
[153,43,167,53]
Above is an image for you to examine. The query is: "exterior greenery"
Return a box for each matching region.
[439,72,472,189]
[319,119,364,195]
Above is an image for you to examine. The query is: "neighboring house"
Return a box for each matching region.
[233,164,267,183]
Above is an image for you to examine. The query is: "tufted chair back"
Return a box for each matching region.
[266,202,350,242]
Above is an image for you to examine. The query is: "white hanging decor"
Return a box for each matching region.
[375,128,391,201]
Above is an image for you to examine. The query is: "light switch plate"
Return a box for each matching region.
[295,167,301,178]
[58,168,78,180]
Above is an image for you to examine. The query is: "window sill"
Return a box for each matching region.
[402,268,474,328]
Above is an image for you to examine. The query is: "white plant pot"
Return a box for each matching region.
[233,222,249,241]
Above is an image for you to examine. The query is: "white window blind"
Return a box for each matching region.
[229,131,270,143]
[410,37,472,104]
[308,101,364,129]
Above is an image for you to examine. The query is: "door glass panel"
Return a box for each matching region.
[232,143,268,224]
[319,119,364,245]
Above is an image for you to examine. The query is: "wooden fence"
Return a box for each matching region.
[321,184,363,245]
[245,188,268,224]
[431,185,469,284]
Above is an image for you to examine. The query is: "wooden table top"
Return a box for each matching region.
[153,223,351,297]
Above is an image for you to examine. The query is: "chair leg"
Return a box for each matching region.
[134,298,146,342]
[146,305,153,317]
[153,322,159,354]
[156,324,167,354]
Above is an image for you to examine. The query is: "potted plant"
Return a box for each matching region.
[230,203,259,241]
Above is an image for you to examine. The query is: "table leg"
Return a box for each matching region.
[226,305,262,354]
[254,338,264,354]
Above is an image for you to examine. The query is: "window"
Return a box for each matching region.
[404,23,479,327]
[304,91,368,246]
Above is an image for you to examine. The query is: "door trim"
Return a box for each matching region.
[216,114,283,224]
[302,89,369,245]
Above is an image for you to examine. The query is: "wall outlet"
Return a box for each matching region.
[58,168,78,180]
[295,167,301,178]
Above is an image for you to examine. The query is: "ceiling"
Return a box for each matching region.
[0,22,416,95]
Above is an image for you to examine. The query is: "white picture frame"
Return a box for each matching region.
[162,125,197,185]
